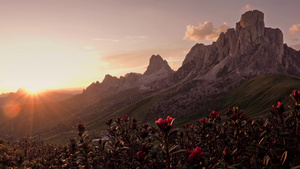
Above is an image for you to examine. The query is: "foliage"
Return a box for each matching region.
[1,90,300,168]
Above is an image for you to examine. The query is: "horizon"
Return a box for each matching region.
[1,0,300,93]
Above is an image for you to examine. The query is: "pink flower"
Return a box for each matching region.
[116,116,120,123]
[240,113,246,119]
[231,113,237,120]
[216,113,221,120]
[155,118,165,128]
[199,119,206,125]
[209,110,217,118]
[78,123,85,131]
[223,148,229,156]
[106,118,112,126]
[185,148,191,156]
[277,102,282,107]
[141,129,148,139]
[70,140,76,148]
[137,151,146,161]
[131,122,137,130]
[247,118,252,123]
[165,116,173,123]
[155,116,174,131]
[188,147,204,163]
[293,90,300,96]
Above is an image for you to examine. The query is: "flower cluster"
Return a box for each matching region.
[155,116,174,132]
[1,90,300,168]
[186,147,204,164]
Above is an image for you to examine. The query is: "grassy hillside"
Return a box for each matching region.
[4,73,300,144]
[220,74,300,118]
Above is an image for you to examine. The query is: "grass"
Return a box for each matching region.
[220,74,300,118]
[4,73,300,144]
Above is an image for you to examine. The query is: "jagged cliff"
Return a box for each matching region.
[83,54,173,98]
[81,10,300,119]
[147,10,300,118]
[178,10,299,82]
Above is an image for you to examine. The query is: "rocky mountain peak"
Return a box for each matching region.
[144,55,173,76]
[239,10,264,30]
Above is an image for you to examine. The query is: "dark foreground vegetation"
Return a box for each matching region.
[1,90,300,168]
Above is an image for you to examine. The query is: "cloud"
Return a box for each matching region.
[289,24,300,37]
[241,4,251,12]
[92,38,119,42]
[126,35,148,39]
[101,48,189,73]
[183,22,229,41]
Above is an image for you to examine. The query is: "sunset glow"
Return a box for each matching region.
[0,0,299,93]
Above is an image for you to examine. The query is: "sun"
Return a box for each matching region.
[25,86,45,94]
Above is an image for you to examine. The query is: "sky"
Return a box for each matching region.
[0,0,299,93]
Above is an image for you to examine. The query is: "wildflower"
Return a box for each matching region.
[116,116,121,123]
[141,129,148,139]
[142,124,148,129]
[123,115,128,122]
[155,116,174,132]
[106,118,112,126]
[185,148,191,156]
[132,122,137,130]
[231,113,237,120]
[199,119,206,125]
[188,147,204,163]
[137,151,146,161]
[223,148,230,162]
[272,101,284,115]
[223,148,228,156]
[132,118,137,123]
[247,118,252,124]
[240,113,246,119]
[209,110,217,118]
[293,90,300,96]
[216,113,221,120]
[70,139,76,149]
[78,123,85,132]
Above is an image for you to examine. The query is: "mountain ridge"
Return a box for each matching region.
[1,10,300,143]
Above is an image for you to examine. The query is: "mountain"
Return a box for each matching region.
[81,10,300,120]
[1,10,300,143]
[34,10,300,142]
[0,88,75,108]
[83,54,173,97]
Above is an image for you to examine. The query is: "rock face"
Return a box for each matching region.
[83,10,300,118]
[84,55,173,97]
[146,10,300,118]
[180,10,293,81]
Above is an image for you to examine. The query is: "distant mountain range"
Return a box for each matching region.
[0,88,77,108]
[1,10,300,143]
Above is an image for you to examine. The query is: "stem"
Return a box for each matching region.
[164,133,171,169]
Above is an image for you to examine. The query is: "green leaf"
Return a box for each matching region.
[171,149,186,155]
[169,145,180,153]
[291,165,300,169]
[263,155,270,166]
[281,151,287,166]
[149,134,162,142]
[260,130,267,138]
[230,148,238,156]
[258,137,265,146]
[284,115,293,124]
